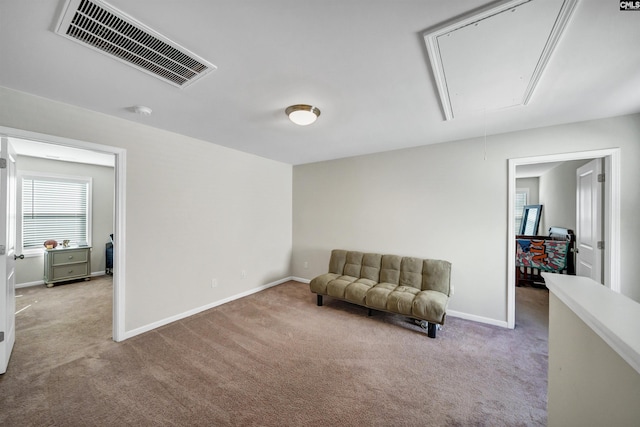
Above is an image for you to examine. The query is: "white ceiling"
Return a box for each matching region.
[1,0,639,165]
[515,161,563,178]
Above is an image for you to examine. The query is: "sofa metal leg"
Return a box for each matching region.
[317,295,323,306]
[427,322,437,338]
[367,308,373,316]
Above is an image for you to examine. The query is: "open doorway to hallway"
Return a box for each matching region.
[507,149,621,329]
[514,159,590,327]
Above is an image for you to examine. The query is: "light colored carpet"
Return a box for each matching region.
[1,278,549,426]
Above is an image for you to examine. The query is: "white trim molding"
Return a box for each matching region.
[446,310,509,329]
[123,277,294,340]
[16,270,107,289]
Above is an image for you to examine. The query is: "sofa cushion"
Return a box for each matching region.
[328,249,348,274]
[421,259,452,295]
[343,252,364,277]
[327,275,358,299]
[386,285,421,316]
[379,255,401,284]
[309,273,340,295]
[365,282,397,310]
[345,278,377,305]
[400,257,423,290]
[412,290,449,323]
[360,253,382,282]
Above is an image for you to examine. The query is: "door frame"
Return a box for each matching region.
[0,126,127,342]
[507,148,620,329]
[0,137,17,373]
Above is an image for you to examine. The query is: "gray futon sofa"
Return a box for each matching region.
[310,249,452,338]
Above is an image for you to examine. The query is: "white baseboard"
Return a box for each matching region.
[16,271,107,289]
[16,280,44,289]
[446,309,509,329]
[122,276,294,340]
[291,276,310,284]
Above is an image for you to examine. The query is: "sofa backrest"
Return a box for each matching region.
[422,259,452,296]
[328,249,348,274]
[380,254,401,284]
[400,257,423,289]
[361,253,382,281]
[343,251,364,277]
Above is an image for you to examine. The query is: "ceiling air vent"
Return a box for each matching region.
[54,0,216,88]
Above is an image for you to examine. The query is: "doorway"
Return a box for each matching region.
[507,149,620,329]
[0,126,126,343]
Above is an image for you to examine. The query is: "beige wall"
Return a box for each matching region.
[538,159,591,233]
[516,177,539,205]
[3,84,640,329]
[1,87,293,333]
[548,293,640,426]
[16,155,114,284]
[293,113,640,323]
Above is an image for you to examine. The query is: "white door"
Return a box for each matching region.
[0,136,17,374]
[576,159,603,283]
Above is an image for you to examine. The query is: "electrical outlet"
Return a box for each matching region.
[241,270,247,279]
[211,278,218,288]
[303,261,309,269]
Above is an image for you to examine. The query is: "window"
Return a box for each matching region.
[515,189,529,234]
[19,172,91,254]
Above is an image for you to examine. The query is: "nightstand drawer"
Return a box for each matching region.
[51,263,89,280]
[51,249,89,265]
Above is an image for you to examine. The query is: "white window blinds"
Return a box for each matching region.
[22,176,90,249]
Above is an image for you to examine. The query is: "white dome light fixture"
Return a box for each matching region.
[285,104,321,126]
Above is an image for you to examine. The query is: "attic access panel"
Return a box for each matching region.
[424,0,577,120]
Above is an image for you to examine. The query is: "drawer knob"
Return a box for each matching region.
[68,255,74,259]
[68,270,73,274]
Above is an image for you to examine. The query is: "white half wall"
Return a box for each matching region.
[0,87,292,333]
[292,113,640,324]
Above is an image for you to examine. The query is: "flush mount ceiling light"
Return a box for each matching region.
[285,104,321,126]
